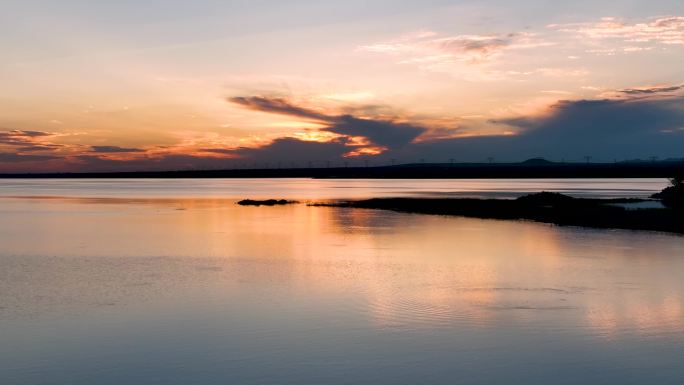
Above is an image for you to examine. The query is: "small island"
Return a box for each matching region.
[237,199,299,206]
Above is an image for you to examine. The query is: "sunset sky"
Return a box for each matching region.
[2,0,684,172]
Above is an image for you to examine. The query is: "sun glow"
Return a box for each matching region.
[291,130,342,142]
[344,146,387,157]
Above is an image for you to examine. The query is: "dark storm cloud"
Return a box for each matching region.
[91,145,145,153]
[228,96,426,148]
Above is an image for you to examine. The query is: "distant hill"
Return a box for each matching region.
[520,158,555,165]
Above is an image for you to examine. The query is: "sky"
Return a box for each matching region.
[1,0,684,172]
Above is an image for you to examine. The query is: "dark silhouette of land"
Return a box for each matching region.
[237,199,298,206]
[1,158,683,179]
[233,181,684,234]
[652,176,684,208]
[312,188,684,234]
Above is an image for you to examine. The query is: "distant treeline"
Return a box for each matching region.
[2,159,684,179]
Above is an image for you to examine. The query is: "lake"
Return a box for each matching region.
[1,178,683,385]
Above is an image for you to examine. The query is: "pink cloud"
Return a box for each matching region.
[550,16,684,46]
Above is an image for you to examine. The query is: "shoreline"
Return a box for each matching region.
[311,193,684,234]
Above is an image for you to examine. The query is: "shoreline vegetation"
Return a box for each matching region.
[241,180,684,234]
[312,193,683,234]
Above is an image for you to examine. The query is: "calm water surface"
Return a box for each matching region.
[1,178,683,385]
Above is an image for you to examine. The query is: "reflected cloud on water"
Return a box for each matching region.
[1,193,683,339]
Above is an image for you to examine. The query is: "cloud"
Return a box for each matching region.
[223,89,684,164]
[501,97,684,134]
[199,148,235,155]
[360,18,683,79]
[0,153,59,163]
[0,130,55,146]
[228,96,426,150]
[550,16,684,47]
[17,145,62,152]
[437,34,513,55]
[45,153,253,173]
[91,145,145,153]
[340,96,680,163]
[362,34,514,58]
[360,31,549,62]
[327,115,424,148]
[4,83,684,172]
[14,130,53,137]
[231,137,351,164]
[618,84,684,95]
[0,129,151,171]
[487,96,684,160]
[0,130,66,154]
[359,30,557,80]
[229,96,329,121]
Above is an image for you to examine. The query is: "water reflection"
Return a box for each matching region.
[0,177,668,199]
[1,185,684,384]
[2,195,683,330]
